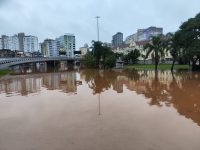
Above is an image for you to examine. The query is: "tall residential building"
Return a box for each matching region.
[18,33,25,51]
[0,33,38,52]
[1,35,9,49]
[39,43,42,53]
[23,36,38,52]
[0,38,2,49]
[125,33,138,44]
[125,26,163,43]
[56,33,76,57]
[137,27,163,41]
[112,32,123,47]
[8,35,19,50]
[40,39,58,57]
[0,35,19,50]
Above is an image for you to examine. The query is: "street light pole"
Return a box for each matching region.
[96,16,100,41]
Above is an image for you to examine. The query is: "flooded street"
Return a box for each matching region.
[0,69,200,150]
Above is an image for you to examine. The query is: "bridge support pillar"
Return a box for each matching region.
[74,60,80,69]
[46,61,59,71]
[67,60,75,70]
[60,61,68,71]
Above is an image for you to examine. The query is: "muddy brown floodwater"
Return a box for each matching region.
[0,69,200,150]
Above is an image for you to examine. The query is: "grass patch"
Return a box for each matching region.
[0,69,13,76]
[124,64,189,70]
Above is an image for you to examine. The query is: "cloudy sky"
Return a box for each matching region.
[0,0,199,48]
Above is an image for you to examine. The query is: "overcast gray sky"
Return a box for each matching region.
[0,0,199,48]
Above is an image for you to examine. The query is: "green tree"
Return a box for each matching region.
[123,49,140,64]
[177,13,200,70]
[165,32,181,71]
[104,55,116,68]
[86,41,116,69]
[128,49,140,64]
[83,52,96,68]
[101,46,115,68]
[123,54,129,64]
[144,36,165,71]
[91,41,103,67]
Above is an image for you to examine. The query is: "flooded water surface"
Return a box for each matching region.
[0,69,200,150]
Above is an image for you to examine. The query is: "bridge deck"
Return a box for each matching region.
[0,57,80,69]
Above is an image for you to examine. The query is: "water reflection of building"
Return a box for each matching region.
[80,70,200,126]
[43,72,77,94]
[60,72,77,93]
[111,71,180,94]
[123,71,200,126]
[113,76,128,93]
[0,72,79,96]
[0,77,42,96]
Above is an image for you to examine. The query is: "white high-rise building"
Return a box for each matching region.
[0,33,39,52]
[48,40,58,57]
[23,36,38,52]
[1,35,10,49]
[56,33,76,57]
[125,33,138,44]
[8,35,19,50]
[0,35,19,50]
[0,38,2,49]
[40,39,58,57]
[125,26,163,43]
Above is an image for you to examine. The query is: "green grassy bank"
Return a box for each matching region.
[124,64,189,70]
[0,69,13,76]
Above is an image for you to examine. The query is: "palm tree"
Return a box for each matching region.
[165,32,181,71]
[144,36,165,72]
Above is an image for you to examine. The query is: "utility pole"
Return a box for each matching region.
[96,16,100,41]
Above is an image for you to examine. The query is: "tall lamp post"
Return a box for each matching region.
[96,16,102,116]
[96,16,100,41]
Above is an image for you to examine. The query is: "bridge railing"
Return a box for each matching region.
[0,57,80,68]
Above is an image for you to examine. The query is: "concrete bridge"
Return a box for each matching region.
[0,57,80,69]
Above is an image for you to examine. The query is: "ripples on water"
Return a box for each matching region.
[0,69,200,150]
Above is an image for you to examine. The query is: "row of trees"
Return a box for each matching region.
[84,35,184,71]
[83,39,143,69]
[145,12,200,71]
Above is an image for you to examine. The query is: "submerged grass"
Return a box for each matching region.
[124,64,189,70]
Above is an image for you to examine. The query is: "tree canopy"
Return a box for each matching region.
[176,13,200,67]
[83,41,116,68]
